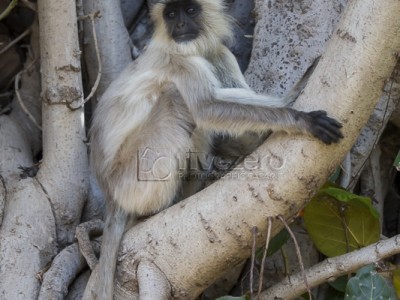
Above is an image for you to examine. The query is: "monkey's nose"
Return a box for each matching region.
[176,22,186,29]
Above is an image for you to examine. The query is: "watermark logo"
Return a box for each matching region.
[138,147,172,181]
[137,147,286,181]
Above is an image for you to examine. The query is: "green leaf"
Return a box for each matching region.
[256,228,290,260]
[392,269,400,298]
[321,186,379,218]
[329,166,342,182]
[326,286,345,300]
[267,228,290,257]
[300,292,313,299]
[345,265,397,300]
[304,184,380,257]
[329,276,349,293]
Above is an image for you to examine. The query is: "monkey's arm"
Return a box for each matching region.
[214,88,286,108]
[174,57,342,144]
[196,98,342,144]
[214,46,318,107]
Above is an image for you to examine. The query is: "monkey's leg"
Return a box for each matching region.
[97,201,128,299]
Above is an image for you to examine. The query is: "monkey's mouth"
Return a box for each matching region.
[173,33,198,43]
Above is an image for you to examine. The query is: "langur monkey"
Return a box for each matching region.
[90,0,343,298]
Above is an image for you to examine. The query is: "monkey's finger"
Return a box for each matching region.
[313,117,344,137]
[308,110,343,128]
[311,125,343,144]
[325,117,343,129]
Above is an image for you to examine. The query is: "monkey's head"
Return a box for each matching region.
[149,0,233,56]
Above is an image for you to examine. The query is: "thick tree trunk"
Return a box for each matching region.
[82,0,132,100]
[37,0,88,246]
[1,0,89,295]
[246,0,348,95]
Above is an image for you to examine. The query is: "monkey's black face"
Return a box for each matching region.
[163,0,203,43]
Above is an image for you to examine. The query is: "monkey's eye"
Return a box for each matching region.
[166,10,176,19]
[186,7,196,14]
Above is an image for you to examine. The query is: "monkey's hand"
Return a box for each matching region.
[306,110,343,145]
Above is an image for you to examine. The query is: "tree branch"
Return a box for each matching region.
[259,235,400,299]
[137,261,171,300]
[39,241,101,300]
[348,60,400,189]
